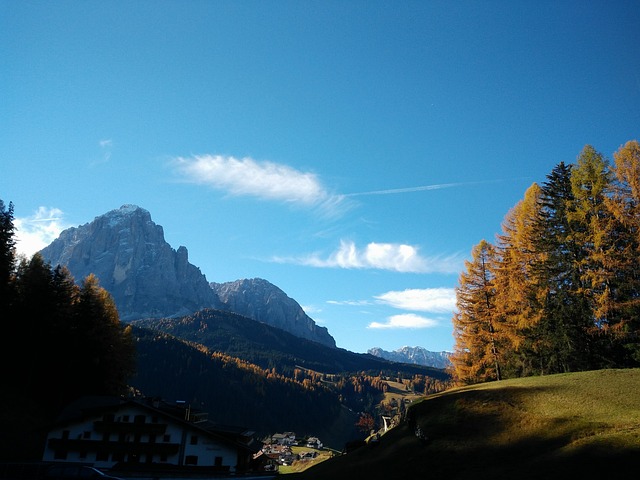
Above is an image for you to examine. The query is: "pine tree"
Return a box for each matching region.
[12,253,59,394]
[493,183,544,377]
[450,240,506,384]
[73,274,136,398]
[530,161,593,374]
[0,200,17,383]
[600,140,640,364]
[567,145,624,368]
[0,200,16,307]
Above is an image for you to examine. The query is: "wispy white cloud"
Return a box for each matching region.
[375,288,456,313]
[345,178,529,197]
[274,239,462,273]
[171,154,348,214]
[14,207,68,258]
[90,139,113,166]
[368,313,439,329]
[326,299,373,306]
[345,182,466,197]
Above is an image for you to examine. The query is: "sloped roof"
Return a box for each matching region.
[50,396,262,454]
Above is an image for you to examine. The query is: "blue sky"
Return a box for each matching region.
[2,1,639,354]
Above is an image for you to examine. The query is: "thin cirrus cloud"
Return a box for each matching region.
[343,178,527,197]
[344,182,467,197]
[170,154,347,214]
[276,239,462,273]
[367,313,439,329]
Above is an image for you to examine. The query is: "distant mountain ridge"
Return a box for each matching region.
[39,204,335,347]
[211,278,335,348]
[368,346,452,369]
[132,309,447,378]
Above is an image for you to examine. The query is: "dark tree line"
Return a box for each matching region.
[130,327,345,440]
[450,140,640,384]
[0,200,136,417]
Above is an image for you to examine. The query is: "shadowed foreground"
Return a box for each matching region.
[292,369,640,479]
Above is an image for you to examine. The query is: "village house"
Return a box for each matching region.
[259,432,324,468]
[269,431,296,446]
[305,436,323,449]
[41,396,265,475]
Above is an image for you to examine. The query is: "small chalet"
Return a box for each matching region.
[306,437,323,449]
[42,396,264,475]
[270,432,296,446]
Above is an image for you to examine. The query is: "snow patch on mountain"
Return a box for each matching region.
[368,346,451,369]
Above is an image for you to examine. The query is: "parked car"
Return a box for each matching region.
[44,465,124,480]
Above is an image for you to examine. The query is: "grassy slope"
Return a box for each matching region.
[292,369,640,479]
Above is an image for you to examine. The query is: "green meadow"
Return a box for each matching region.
[292,369,640,479]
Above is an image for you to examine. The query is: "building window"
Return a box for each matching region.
[190,435,198,445]
[54,450,67,460]
[83,431,91,439]
[163,434,170,442]
[149,434,156,444]
[215,456,223,467]
[134,414,145,424]
[61,430,70,440]
[152,416,159,423]
[79,451,87,460]
[185,455,198,465]
[112,452,124,462]
[160,454,168,462]
[103,413,115,423]
[96,451,109,461]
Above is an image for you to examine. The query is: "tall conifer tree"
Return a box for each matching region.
[450,240,505,384]
[601,140,640,364]
[531,161,592,373]
[493,183,544,377]
[568,145,619,367]
[74,274,135,398]
[0,200,16,305]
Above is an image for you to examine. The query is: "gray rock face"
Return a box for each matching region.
[368,346,451,369]
[210,278,336,348]
[39,205,221,321]
[39,204,337,348]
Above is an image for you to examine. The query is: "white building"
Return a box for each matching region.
[306,437,323,449]
[42,396,263,475]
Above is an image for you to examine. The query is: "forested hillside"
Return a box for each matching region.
[132,311,452,439]
[450,140,640,384]
[130,326,357,446]
[132,310,449,379]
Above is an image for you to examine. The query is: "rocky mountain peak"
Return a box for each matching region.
[39,204,221,321]
[210,277,336,348]
[38,205,336,348]
[368,346,451,369]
